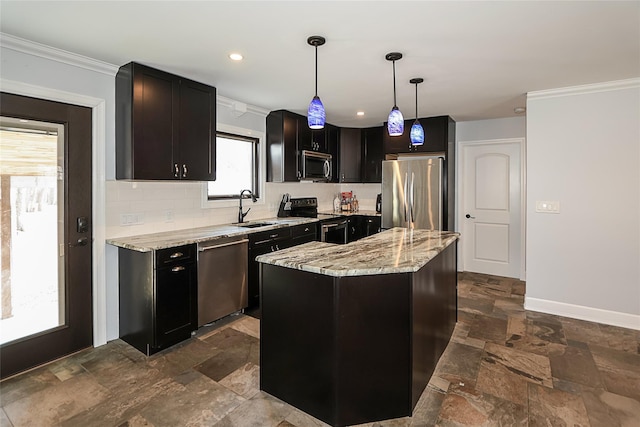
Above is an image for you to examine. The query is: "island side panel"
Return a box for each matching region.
[411,242,458,407]
[335,274,412,426]
[260,264,337,425]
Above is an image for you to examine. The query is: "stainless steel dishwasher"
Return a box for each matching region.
[197,236,249,326]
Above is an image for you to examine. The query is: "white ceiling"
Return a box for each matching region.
[1,1,639,127]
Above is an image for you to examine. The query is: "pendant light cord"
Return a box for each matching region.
[392,60,397,107]
[315,45,318,97]
[415,82,418,119]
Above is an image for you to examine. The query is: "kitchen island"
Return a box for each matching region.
[256,228,459,427]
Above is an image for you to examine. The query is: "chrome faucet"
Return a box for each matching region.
[238,189,257,223]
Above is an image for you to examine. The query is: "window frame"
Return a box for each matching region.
[202,124,265,209]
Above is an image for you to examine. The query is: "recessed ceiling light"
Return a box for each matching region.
[229,53,243,61]
[356,111,365,116]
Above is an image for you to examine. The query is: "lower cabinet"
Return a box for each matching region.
[348,215,382,242]
[247,224,317,317]
[118,244,198,355]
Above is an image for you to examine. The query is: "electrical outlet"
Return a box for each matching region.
[535,201,560,214]
[120,213,144,225]
[165,210,174,222]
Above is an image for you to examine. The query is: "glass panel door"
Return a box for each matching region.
[0,117,65,344]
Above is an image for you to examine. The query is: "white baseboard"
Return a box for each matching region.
[524,297,640,331]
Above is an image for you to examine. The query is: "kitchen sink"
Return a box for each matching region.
[236,222,274,228]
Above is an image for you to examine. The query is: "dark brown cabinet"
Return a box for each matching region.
[383,115,454,155]
[116,62,216,181]
[325,124,340,183]
[247,224,317,316]
[266,110,301,182]
[361,126,384,183]
[339,128,362,183]
[118,244,198,355]
[347,215,381,242]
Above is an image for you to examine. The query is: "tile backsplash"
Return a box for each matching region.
[106,180,381,238]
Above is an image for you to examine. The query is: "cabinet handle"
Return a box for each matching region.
[169,252,184,258]
[174,163,180,178]
[182,164,187,178]
[171,266,186,272]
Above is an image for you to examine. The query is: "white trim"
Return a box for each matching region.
[0,32,118,76]
[457,137,526,281]
[217,95,270,116]
[1,78,108,347]
[525,297,640,331]
[527,78,640,100]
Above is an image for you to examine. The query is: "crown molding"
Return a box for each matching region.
[528,78,640,100]
[1,32,119,76]
[217,94,270,117]
[1,32,271,115]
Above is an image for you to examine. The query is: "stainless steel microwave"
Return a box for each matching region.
[301,150,332,181]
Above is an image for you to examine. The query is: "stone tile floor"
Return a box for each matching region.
[1,272,639,426]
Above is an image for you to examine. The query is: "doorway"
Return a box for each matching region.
[459,139,525,279]
[0,92,93,378]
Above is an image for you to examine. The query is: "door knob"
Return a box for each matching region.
[465,214,476,219]
[72,237,89,246]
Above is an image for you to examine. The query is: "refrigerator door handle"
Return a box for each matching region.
[403,172,409,223]
[410,172,415,223]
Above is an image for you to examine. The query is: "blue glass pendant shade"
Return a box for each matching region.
[387,106,404,136]
[410,120,424,145]
[308,95,325,129]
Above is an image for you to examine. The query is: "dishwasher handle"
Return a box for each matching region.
[199,238,249,252]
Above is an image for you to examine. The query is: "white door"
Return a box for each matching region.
[461,139,524,279]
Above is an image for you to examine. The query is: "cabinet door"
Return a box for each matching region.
[311,128,326,152]
[155,263,197,348]
[383,119,411,154]
[411,116,447,153]
[131,64,178,179]
[296,113,313,152]
[384,116,450,154]
[326,124,340,183]
[363,216,381,236]
[347,216,363,242]
[266,110,300,182]
[362,126,383,183]
[339,128,362,182]
[177,78,216,180]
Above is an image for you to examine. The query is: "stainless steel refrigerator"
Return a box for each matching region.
[382,157,443,230]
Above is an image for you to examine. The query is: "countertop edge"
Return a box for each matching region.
[256,229,459,277]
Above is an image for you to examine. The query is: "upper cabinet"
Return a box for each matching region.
[338,128,362,183]
[266,110,453,185]
[266,110,301,182]
[116,62,217,181]
[383,115,455,155]
[361,126,384,183]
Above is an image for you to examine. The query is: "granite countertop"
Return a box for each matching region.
[106,217,318,252]
[256,227,459,277]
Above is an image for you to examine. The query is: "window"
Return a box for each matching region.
[207,132,259,200]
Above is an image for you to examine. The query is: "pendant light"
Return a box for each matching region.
[409,78,425,145]
[385,52,404,136]
[307,36,326,129]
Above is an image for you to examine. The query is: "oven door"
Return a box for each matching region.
[320,219,348,244]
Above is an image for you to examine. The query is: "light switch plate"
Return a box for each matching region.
[535,200,560,213]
